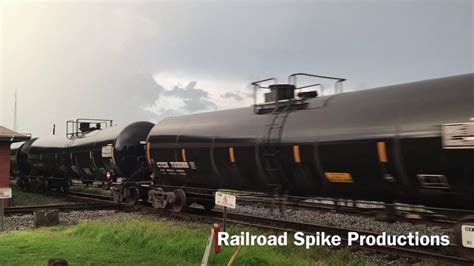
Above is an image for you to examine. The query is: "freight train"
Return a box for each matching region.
[10,73,474,212]
[11,120,154,201]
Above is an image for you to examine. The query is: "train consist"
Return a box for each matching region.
[10,73,474,212]
[11,120,154,198]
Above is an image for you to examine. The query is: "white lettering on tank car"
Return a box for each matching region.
[156,161,196,169]
[170,162,190,169]
[156,162,170,168]
[189,161,197,169]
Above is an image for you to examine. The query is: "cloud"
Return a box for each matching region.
[163,81,209,99]
[145,79,220,120]
[162,81,218,112]
[221,91,244,101]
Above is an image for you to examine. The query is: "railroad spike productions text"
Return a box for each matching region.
[217,232,450,248]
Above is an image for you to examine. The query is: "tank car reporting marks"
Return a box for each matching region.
[155,161,197,169]
[324,172,353,183]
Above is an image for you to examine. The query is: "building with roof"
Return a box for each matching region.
[0,126,30,190]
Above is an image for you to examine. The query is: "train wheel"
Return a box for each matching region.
[148,187,165,209]
[111,186,122,204]
[122,187,140,205]
[168,189,187,212]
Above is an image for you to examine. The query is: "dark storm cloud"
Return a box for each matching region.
[221,91,244,101]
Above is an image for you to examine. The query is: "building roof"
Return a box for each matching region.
[0,126,31,142]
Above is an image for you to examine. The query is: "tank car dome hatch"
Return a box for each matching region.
[251,73,346,114]
[265,84,296,103]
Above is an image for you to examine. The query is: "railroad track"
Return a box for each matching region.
[234,195,463,226]
[176,185,468,225]
[64,191,114,202]
[5,202,118,215]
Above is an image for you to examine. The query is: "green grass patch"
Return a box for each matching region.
[11,186,69,206]
[0,217,372,265]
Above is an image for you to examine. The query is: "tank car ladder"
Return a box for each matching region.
[262,100,293,190]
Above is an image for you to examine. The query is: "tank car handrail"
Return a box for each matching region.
[250,77,278,88]
[74,118,113,125]
[66,118,114,139]
[288,73,346,94]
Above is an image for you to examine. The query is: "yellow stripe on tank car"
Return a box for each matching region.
[111,146,117,166]
[293,145,301,163]
[377,141,388,163]
[325,172,353,183]
[146,142,151,164]
[229,147,236,163]
[181,148,187,162]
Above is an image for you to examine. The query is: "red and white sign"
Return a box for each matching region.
[215,192,236,209]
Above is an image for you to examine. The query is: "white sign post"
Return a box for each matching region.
[0,187,12,231]
[215,192,236,232]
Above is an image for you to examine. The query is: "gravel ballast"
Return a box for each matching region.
[1,210,142,232]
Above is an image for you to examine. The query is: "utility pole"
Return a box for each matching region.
[13,89,17,131]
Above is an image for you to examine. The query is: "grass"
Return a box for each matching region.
[10,184,110,206]
[10,186,69,206]
[0,217,373,266]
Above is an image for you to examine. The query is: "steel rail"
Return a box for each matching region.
[5,202,118,214]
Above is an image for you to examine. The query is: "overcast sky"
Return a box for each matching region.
[1,0,473,137]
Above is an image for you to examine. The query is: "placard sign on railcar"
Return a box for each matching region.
[102,145,113,158]
[442,122,474,149]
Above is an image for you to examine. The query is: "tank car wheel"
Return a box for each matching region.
[168,189,187,213]
[122,187,140,206]
[111,186,122,204]
[148,187,165,209]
